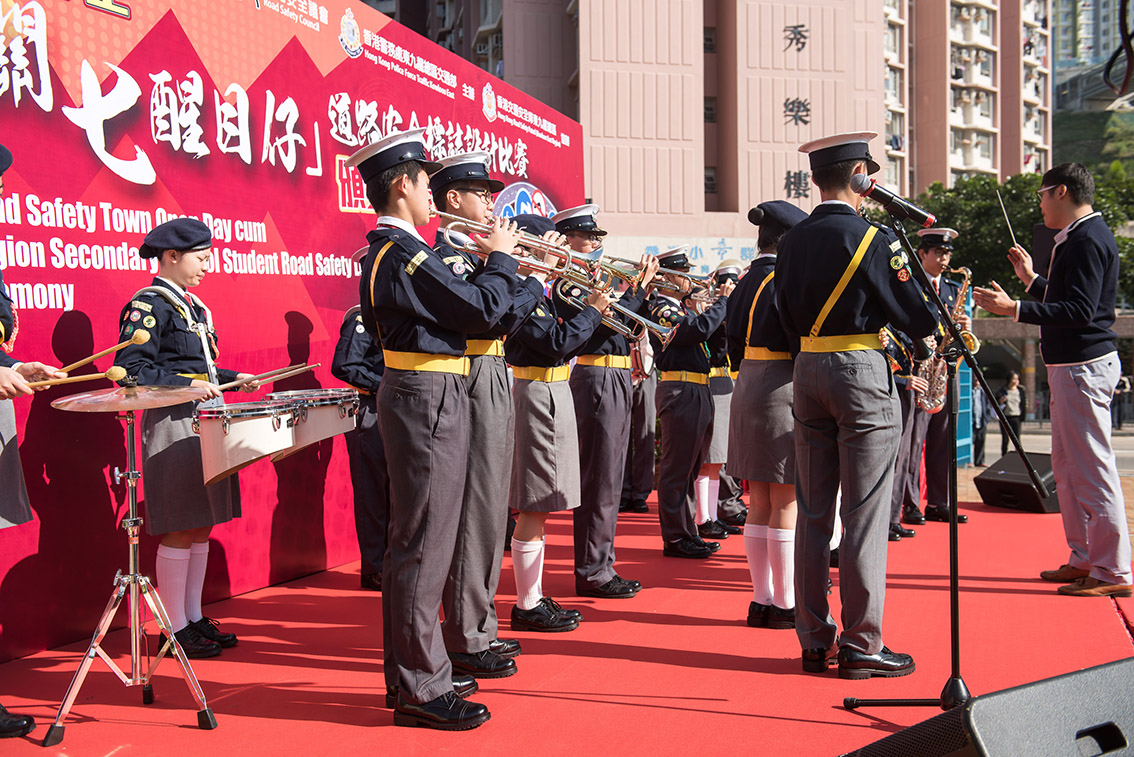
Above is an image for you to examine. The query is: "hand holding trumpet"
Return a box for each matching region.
[473,216,523,259]
[584,288,614,317]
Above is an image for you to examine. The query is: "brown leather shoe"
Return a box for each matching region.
[1056,576,1133,597]
[1040,564,1089,583]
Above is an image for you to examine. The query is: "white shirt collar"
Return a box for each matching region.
[819,199,858,212]
[156,276,189,297]
[755,251,777,260]
[376,215,426,244]
[1053,211,1101,247]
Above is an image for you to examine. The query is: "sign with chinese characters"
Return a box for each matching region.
[603,237,758,276]
[0,0,583,662]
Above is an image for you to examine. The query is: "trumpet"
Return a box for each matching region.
[598,253,685,294]
[433,211,603,277]
[553,279,677,349]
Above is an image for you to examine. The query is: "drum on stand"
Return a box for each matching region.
[265,388,359,461]
[193,399,298,485]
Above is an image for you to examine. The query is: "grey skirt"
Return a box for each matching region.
[707,374,733,464]
[510,378,580,513]
[727,359,795,485]
[141,402,241,535]
[0,402,32,529]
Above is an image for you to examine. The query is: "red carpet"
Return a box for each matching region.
[1,497,1131,756]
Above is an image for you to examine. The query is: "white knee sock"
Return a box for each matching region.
[511,537,545,611]
[156,544,191,632]
[744,524,773,605]
[768,527,796,610]
[185,541,209,623]
[707,477,720,522]
[695,475,711,524]
[829,493,843,551]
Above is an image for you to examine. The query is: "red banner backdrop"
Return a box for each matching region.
[0,0,583,662]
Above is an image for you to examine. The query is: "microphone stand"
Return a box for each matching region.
[843,213,1051,713]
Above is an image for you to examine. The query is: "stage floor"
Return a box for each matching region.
[2,491,1132,756]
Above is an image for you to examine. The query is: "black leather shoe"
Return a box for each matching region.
[174,624,221,659]
[618,500,634,513]
[577,576,638,598]
[511,600,579,632]
[628,500,649,513]
[694,535,722,553]
[663,536,711,559]
[614,574,642,592]
[891,523,916,539]
[488,638,522,659]
[0,704,35,739]
[393,691,490,731]
[767,605,795,630]
[448,649,518,679]
[720,509,748,528]
[837,646,916,679]
[802,643,838,673]
[925,505,967,523]
[902,505,926,526]
[747,601,769,628]
[385,675,478,708]
[698,519,729,539]
[193,617,238,648]
[360,572,382,591]
[540,596,583,621]
[718,518,743,536]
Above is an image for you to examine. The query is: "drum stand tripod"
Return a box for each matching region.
[42,407,216,747]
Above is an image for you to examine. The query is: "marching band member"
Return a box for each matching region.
[620,333,656,515]
[430,153,541,680]
[648,246,734,559]
[0,142,64,740]
[506,213,611,630]
[349,128,529,730]
[775,132,935,678]
[725,201,807,630]
[697,259,745,540]
[113,218,257,659]
[330,283,389,592]
[881,325,928,541]
[553,205,657,600]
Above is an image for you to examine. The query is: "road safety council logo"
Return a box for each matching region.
[339,9,363,58]
[482,82,498,123]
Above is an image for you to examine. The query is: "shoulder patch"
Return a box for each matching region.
[131,300,153,312]
[889,240,903,252]
[897,269,911,282]
[405,251,428,275]
[889,255,905,270]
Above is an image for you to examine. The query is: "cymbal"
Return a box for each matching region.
[51,385,211,413]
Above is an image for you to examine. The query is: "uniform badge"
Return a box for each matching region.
[129,310,142,322]
[123,324,134,336]
[897,269,910,282]
[405,251,428,275]
[130,300,153,312]
[143,315,156,328]
[889,255,904,270]
[355,324,365,334]
[536,308,547,317]
[452,261,468,276]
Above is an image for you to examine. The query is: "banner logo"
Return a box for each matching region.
[481,82,497,123]
[338,8,363,58]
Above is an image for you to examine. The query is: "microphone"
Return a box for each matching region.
[849,174,936,228]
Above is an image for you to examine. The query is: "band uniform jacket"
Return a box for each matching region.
[0,269,17,368]
[725,256,789,369]
[332,306,384,393]
[649,295,729,373]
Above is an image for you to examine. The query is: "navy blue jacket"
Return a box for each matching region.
[775,204,936,349]
[505,291,602,368]
[0,269,15,368]
[881,325,917,389]
[648,295,728,374]
[331,306,384,392]
[1018,213,1118,365]
[574,284,648,357]
[725,256,790,369]
[360,226,522,356]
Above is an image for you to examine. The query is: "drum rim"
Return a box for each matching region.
[196,400,295,419]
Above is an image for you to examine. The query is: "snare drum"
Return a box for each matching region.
[193,400,297,485]
[266,388,359,460]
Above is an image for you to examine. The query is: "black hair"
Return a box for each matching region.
[1040,163,1095,206]
[365,160,426,212]
[811,158,864,194]
[758,224,789,253]
[1006,370,1020,382]
[432,183,488,215]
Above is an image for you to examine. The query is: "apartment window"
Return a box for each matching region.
[704,27,716,54]
[705,167,718,194]
[885,25,900,57]
[704,97,718,123]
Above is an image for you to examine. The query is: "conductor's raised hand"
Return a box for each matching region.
[1007,244,1035,285]
[972,281,1016,316]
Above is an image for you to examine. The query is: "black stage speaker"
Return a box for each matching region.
[973,452,1059,513]
[842,657,1134,756]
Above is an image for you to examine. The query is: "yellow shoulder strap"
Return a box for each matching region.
[368,241,397,340]
[745,271,775,343]
[809,226,878,338]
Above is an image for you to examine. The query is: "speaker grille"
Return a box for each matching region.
[843,707,970,757]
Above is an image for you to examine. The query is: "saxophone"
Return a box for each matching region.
[915,266,981,414]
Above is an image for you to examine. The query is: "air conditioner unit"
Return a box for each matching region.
[476,42,489,55]
[491,32,502,49]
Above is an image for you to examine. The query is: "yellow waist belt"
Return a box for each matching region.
[709,366,730,378]
[512,364,570,383]
[178,373,209,381]
[659,370,709,385]
[798,333,882,353]
[465,339,505,357]
[744,346,792,361]
[383,350,470,376]
[575,354,632,369]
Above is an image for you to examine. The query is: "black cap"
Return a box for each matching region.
[0,144,11,174]
[345,128,442,184]
[657,245,690,270]
[429,152,505,194]
[747,200,808,233]
[138,218,212,260]
[513,213,555,237]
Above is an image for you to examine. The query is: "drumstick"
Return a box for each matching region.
[27,365,128,389]
[995,190,1020,249]
[215,363,317,392]
[58,330,151,375]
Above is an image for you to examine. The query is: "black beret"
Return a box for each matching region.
[747,200,808,232]
[0,144,11,174]
[138,218,212,260]
[512,213,555,237]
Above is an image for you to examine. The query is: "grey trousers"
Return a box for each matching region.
[792,351,899,655]
[1048,355,1132,584]
[0,401,31,529]
[905,393,950,508]
[622,370,657,505]
[656,380,713,543]
[890,388,917,524]
[571,363,633,587]
[442,355,514,653]
[378,369,469,703]
[345,394,389,576]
